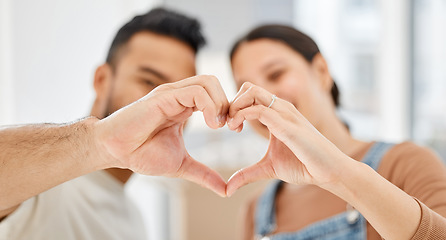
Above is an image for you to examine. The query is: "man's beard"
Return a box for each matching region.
[102,101,118,120]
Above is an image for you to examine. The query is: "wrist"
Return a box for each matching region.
[318,157,368,202]
[81,116,120,170]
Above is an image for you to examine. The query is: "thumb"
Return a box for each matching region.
[226,158,274,197]
[178,155,227,197]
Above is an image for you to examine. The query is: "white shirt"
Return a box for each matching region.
[0,171,147,240]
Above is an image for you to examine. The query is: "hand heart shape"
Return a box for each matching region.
[98,75,348,197]
[225,82,348,197]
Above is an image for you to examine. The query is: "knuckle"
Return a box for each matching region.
[208,75,219,81]
[251,84,260,92]
[284,100,295,109]
[208,76,221,88]
[198,75,221,90]
[191,85,206,95]
[249,85,262,96]
[202,74,215,79]
[240,81,253,90]
[193,75,206,84]
[257,105,267,117]
[215,101,224,109]
[257,162,275,179]
[237,169,246,182]
[155,83,171,92]
[202,74,218,83]
[201,170,210,183]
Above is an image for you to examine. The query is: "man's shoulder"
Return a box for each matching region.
[1,171,117,225]
[0,172,144,240]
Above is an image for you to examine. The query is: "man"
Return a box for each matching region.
[0,8,228,240]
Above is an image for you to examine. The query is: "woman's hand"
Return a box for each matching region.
[226,82,352,196]
[226,82,425,240]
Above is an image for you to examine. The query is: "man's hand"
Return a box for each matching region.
[95,75,229,197]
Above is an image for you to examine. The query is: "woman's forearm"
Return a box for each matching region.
[323,158,421,240]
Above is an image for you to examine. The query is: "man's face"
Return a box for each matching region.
[99,31,196,117]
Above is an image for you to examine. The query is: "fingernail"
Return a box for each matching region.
[227,118,234,126]
[218,115,226,126]
[225,189,232,198]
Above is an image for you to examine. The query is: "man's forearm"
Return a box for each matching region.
[0,75,232,216]
[0,117,111,212]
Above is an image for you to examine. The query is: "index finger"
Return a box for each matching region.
[170,75,230,125]
[229,82,277,118]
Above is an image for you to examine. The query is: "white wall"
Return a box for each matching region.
[377,0,411,142]
[4,0,161,124]
[293,0,411,142]
[0,0,14,125]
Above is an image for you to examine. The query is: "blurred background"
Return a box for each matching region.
[1,0,445,239]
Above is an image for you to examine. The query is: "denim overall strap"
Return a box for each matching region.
[360,142,394,171]
[254,142,394,239]
[255,180,284,236]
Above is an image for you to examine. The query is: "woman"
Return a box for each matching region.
[226,25,446,239]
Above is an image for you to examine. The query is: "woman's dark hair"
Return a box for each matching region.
[230,24,340,108]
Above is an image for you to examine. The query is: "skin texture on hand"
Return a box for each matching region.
[226,82,348,196]
[226,82,422,240]
[0,76,423,239]
[95,75,229,197]
[0,75,229,220]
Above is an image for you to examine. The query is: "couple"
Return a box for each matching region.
[1,7,446,240]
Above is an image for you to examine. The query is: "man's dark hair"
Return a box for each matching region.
[106,7,206,68]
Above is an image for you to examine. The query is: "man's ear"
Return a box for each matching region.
[90,64,113,119]
[311,53,333,93]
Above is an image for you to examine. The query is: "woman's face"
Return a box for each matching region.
[231,39,333,138]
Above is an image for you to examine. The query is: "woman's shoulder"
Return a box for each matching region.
[383,141,443,166]
[381,141,446,216]
[379,141,446,189]
[389,141,435,152]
